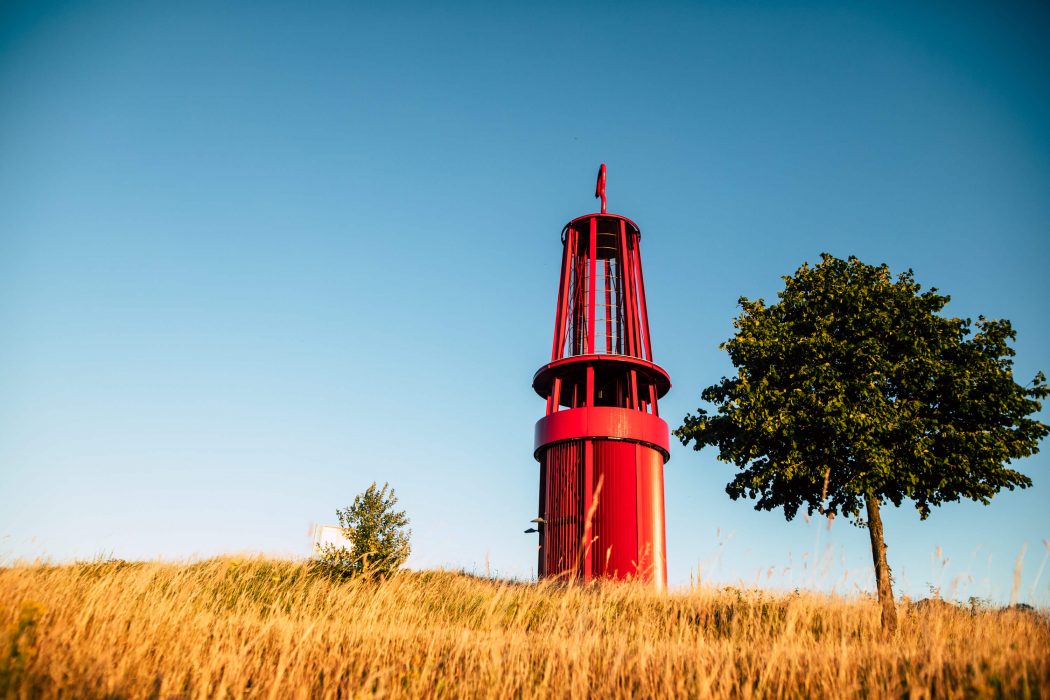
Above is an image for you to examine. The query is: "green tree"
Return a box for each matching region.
[317,482,411,579]
[675,254,1047,634]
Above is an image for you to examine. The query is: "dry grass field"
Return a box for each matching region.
[1,557,1048,699]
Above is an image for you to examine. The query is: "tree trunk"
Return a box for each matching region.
[865,494,897,635]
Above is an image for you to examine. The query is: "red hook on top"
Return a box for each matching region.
[595,163,607,214]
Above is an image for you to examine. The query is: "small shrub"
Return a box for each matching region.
[315,482,411,579]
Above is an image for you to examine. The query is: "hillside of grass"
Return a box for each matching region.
[1,557,1047,698]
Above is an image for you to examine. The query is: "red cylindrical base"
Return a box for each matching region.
[537,438,667,589]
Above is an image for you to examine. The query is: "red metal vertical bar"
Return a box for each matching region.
[555,456,560,577]
[618,220,637,357]
[583,440,594,581]
[560,456,565,578]
[628,222,639,357]
[635,443,648,580]
[587,217,597,355]
[553,449,559,576]
[565,230,576,356]
[575,232,583,356]
[551,377,562,413]
[604,259,613,353]
[635,233,654,362]
[557,450,564,577]
[649,382,658,417]
[574,443,581,579]
[551,227,574,361]
[572,228,583,356]
[586,366,595,407]
[574,240,586,356]
[571,228,582,355]
[626,232,645,360]
[555,445,564,578]
[537,457,547,577]
[550,451,558,579]
[630,369,639,411]
[613,256,622,354]
[635,443,668,589]
[640,444,668,591]
[575,245,583,356]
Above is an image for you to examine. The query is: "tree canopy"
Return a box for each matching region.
[677,253,1047,633]
[676,254,1047,525]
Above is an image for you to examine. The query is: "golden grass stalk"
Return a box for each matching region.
[1,557,1047,698]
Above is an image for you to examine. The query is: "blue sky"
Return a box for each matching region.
[1,0,1048,604]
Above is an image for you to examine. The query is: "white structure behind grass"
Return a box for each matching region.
[310,525,351,556]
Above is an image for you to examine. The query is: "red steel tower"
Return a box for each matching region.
[532,164,671,589]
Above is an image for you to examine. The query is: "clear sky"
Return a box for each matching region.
[2,0,1048,605]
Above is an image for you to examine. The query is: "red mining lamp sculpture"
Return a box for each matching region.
[532,164,671,589]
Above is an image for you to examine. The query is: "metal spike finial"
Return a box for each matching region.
[595,163,607,214]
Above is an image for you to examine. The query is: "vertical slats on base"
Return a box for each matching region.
[539,438,667,588]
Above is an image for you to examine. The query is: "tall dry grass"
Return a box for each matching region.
[1,557,1047,698]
